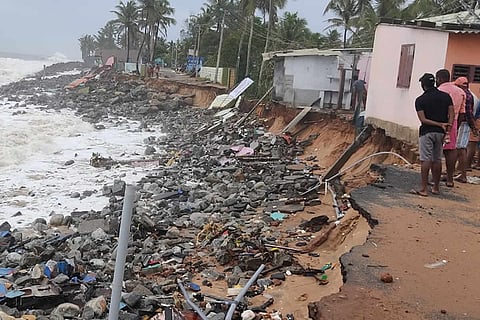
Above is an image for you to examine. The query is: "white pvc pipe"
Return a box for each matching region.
[108,184,136,320]
[225,264,266,320]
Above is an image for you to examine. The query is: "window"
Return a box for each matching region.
[396,44,415,88]
[452,64,480,83]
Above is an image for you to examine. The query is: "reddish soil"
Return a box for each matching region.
[258,105,480,319]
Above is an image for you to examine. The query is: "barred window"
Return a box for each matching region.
[452,64,480,83]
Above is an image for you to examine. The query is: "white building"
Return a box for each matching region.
[263,48,372,109]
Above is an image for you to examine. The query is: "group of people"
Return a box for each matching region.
[147,63,160,78]
[414,69,479,196]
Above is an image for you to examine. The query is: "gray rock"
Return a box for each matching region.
[71,192,81,198]
[84,296,107,317]
[122,292,142,307]
[52,273,70,284]
[49,213,65,226]
[78,219,110,234]
[189,212,209,228]
[51,303,81,318]
[112,179,126,196]
[119,312,141,320]
[0,221,11,232]
[32,222,48,233]
[166,226,180,238]
[91,228,108,241]
[64,160,74,166]
[253,181,267,190]
[32,218,47,225]
[6,252,22,265]
[90,258,106,269]
[131,284,154,296]
[144,146,156,155]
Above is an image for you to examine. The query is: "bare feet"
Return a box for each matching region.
[410,189,428,197]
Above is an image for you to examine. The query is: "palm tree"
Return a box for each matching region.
[324,0,362,48]
[325,29,343,48]
[111,0,139,62]
[241,0,257,76]
[258,0,287,23]
[375,0,406,18]
[258,0,288,90]
[350,4,377,47]
[277,12,309,48]
[78,34,96,60]
[150,0,175,61]
[95,21,118,50]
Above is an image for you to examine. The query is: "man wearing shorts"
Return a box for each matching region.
[436,69,466,187]
[414,73,454,196]
[455,77,478,179]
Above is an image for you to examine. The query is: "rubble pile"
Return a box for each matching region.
[0,67,354,319]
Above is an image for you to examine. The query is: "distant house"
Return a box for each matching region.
[263,48,372,109]
[365,10,480,144]
[97,49,140,64]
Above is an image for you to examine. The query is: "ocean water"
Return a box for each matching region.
[0,54,162,228]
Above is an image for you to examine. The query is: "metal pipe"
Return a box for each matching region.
[325,151,412,183]
[225,264,266,320]
[177,279,209,320]
[108,185,136,320]
[301,151,412,196]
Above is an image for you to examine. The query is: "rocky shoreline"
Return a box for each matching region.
[0,63,356,320]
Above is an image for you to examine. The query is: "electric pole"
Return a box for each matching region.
[195,24,201,78]
[214,11,226,84]
[258,0,273,95]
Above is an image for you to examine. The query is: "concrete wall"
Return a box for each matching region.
[199,67,236,88]
[199,67,224,83]
[273,55,355,108]
[365,24,449,143]
[445,33,480,94]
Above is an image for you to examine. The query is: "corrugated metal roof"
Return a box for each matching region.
[422,9,480,25]
[262,49,341,61]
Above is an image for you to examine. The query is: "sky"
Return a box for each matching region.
[0,0,331,60]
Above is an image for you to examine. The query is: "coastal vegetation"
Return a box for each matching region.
[78,0,478,95]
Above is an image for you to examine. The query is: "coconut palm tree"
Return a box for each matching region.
[258,0,288,93]
[324,0,361,48]
[276,12,309,48]
[111,0,139,62]
[241,0,257,76]
[325,29,343,48]
[150,0,175,61]
[95,21,118,50]
[78,34,96,60]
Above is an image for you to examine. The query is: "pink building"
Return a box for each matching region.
[365,10,480,144]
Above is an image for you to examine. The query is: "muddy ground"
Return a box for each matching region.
[232,91,480,319]
[312,165,480,320]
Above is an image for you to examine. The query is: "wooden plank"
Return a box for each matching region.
[323,125,372,180]
[281,106,312,134]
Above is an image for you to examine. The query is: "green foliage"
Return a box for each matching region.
[81,0,479,95]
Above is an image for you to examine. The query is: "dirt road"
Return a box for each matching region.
[311,165,480,320]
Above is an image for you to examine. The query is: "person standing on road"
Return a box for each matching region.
[412,73,454,196]
[352,79,367,124]
[454,77,478,174]
[436,69,466,187]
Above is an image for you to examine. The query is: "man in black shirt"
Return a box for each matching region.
[413,73,454,196]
